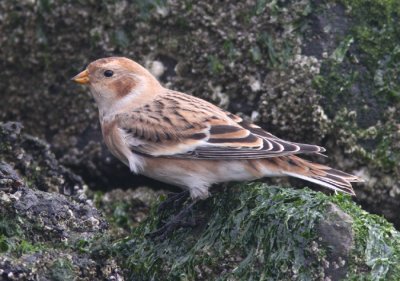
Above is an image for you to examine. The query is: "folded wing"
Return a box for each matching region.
[117,91,325,160]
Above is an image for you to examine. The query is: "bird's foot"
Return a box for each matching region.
[147,200,197,240]
[157,190,190,213]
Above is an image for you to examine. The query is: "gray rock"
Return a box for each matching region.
[317,203,353,280]
[1,0,398,227]
[0,123,118,280]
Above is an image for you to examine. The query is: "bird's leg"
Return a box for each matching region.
[157,190,190,213]
[147,200,198,240]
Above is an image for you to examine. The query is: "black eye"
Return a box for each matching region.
[104,70,114,77]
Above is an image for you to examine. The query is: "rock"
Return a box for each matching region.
[124,183,400,281]
[0,121,163,280]
[317,203,353,280]
[95,187,166,238]
[0,0,400,225]
[0,162,117,280]
[0,184,113,281]
[0,123,116,280]
[0,122,85,196]
[0,0,399,228]
[1,121,399,280]
[1,0,400,277]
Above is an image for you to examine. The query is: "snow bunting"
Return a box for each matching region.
[72,57,362,200]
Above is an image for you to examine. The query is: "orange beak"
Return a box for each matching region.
[71,69,90,84]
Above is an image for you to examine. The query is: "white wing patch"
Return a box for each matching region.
[118,128,145,174]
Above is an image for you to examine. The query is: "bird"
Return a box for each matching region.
[72,57,363,237]
[72,57,362,202]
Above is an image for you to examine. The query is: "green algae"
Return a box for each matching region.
[111,183,400,280]
[208,55,225,75]
[1,181,399,280]
[1,0,400,277]
[1,0,399,226]
[331,36,354,63]
[125,185,327,280]
[311,1,400,213]
[340,0,400,71]
[319,0,400,105]
[0,235,43,257]
[332,195,400,280]
[0,215,47,258]
[50,258,76,281]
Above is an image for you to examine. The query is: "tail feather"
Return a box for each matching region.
[282,155,363,196]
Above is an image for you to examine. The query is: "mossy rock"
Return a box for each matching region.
[1,0,399,227]
[0,0,399,278]
[0,122,118,280]
[118,183,400,280]
[1,120,399,280]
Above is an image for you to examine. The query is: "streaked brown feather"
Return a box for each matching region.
[117,91,325,159]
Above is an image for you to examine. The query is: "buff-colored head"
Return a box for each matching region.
[72,57,161,116]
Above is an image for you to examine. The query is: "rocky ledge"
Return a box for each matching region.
[0,122,399,280]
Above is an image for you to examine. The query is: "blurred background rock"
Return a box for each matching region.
[0,0,399,227]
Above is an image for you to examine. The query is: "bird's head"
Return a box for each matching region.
[72,57,161,117]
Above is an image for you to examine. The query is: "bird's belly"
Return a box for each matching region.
[141,157,266,188]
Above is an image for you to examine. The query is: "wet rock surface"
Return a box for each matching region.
[317,203,353,280]
[0,122,399,280]
[0,184,114,281]
[96,187,166,238]
[1,0,400,280]
[1,0,399,226]
[126,184,400,281]
[0,122,85,196]
[0,123,111,280]
[0,123,161,280]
